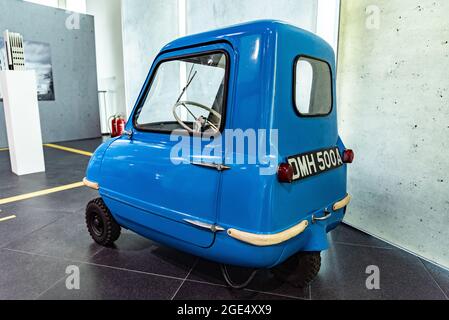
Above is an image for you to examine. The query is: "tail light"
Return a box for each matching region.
[278,163,294,183]
[343,149,355,164]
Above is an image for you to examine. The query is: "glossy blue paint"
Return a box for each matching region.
[85,20,349,268]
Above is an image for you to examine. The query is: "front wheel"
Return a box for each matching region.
[272,252,321,288]
[86,198,121,247]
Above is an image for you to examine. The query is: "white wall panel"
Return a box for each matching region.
[87,0,126,130]
[187,0,318,35]
[338,0,449,268]
[121,0,324,116]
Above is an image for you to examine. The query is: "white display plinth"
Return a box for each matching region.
[0,71,45,175]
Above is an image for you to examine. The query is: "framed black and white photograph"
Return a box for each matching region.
[0,38,55,101]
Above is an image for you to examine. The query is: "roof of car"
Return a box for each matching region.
[161,19,330,53]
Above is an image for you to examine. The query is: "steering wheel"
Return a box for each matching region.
[173,101,222,133]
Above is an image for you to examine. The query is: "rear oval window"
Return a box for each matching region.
[294,57,332,116]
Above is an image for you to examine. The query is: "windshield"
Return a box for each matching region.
[135,52,227,133]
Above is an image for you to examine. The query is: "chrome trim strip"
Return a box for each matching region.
[312,210,332,223]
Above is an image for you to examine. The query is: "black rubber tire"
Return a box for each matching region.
[272,252,321,288]
[85,198,121,247]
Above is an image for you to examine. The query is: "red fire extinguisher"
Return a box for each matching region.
[110,114,126,138]
[116,116,126,136]
[110,116,118,137]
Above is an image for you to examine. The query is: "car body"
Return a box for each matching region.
[84,20,352,269]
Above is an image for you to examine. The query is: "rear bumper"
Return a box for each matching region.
[333,194,351,211]
[227,221,309,247]
[227,194,351,247]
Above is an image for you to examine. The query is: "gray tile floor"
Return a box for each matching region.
[0,138,448,300]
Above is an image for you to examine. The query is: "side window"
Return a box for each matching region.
[135,52,227,132]
[294,57,332,116]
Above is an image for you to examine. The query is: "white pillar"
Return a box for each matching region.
[317,0,341,56]
[0,70,45,175]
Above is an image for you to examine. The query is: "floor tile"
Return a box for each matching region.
[421,259,449,299]
[311,243,446,300]
[54,138,104,153]
[0,203,69,248]
[91,231,197,279]
[1,138,448,301]
[188,259,309,300]
[0,249,69,300]
[329,224,394,249]
[6,210,103,261]
[38,263,182,300]
[174,281,296,300]
[0,148,90,199]
[18,186,99,213]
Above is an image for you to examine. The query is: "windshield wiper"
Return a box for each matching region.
[176,64,197,103]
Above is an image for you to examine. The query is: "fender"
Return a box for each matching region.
[85,137,119,186]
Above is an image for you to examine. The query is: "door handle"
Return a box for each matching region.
[312,209,332,223]
[184,219,225,233]
[191,161,231,171]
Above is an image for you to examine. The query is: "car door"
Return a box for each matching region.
[100,43,233,248]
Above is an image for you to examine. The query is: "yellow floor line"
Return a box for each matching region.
[44,144,93,157]
[1,144,93,157]
[0,182,85,205]
[0,215,17,223]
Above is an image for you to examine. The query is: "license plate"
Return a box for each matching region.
[287,147,343,182]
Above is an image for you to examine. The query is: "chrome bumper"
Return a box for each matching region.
[83,177,99,190]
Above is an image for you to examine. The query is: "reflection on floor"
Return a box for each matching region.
[0,138,448,300]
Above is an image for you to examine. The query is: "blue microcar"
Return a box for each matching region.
[83,20,353,288]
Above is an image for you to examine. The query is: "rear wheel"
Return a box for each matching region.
[272,252,321,288]
[86,198,121,247]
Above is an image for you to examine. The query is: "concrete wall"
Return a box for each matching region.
[0,0,100,147]
[121,0,179,116]
[86,0,126,133]
[338,0,449,268]
[121,0,325,116]
[187,0,318,35]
